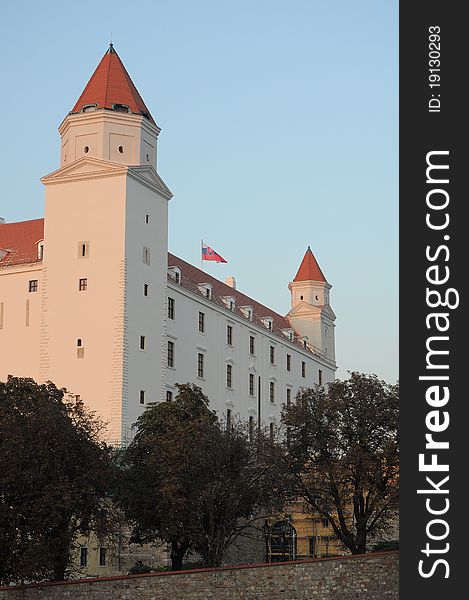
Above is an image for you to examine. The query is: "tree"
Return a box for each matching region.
[119,384,287,569]
[282,372,399,555]
[0,377,113,584]
[118,384,217,570]
[192,422,287,567]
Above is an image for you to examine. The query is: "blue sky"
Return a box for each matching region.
[0,0,398,383]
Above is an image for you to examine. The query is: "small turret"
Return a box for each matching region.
[58,45,160,168]
[287,247,336,362]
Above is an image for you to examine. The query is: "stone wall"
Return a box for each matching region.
[0,551,398,600]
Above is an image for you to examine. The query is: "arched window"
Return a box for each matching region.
[268,521,297,562]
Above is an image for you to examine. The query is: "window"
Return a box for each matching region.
[78,278,87,291]
[28,280,38,293]
[143,247,151,265]
[222,296,235,311]
[227,325,233,345]
[144,283,149,297]
[270,346,275,364]
[145,214,150,224]
[249,336,255,355]
[140,336,146,351]
[113,103,130,113]
[309,537,315,558]
[166,390,173,402]
[78,241,89,258]
[80,547,88,567]
[286,388,291,406]
[226,409,232,432]
[77,338,82,347]
[198,283,212,299]
[303,339,308,349]
[77,338,84,359]
[286,354,291,371]
[169,267,182,284]
[270,381,275,403]
[38,242,44,260]
[99,547,107,567]
[167,341,174,367]
[302,361,306,378]
[322,518,329,528]
[270,422,274,439]
[139,390,145,405]
[240,306,253,320]
[226,364,232,388]
[197,353,204,378]
[249,373,255,396]
[249,416,254,441]
[198,311,205,333]
[168,297,175,319]
[319,369,323,385]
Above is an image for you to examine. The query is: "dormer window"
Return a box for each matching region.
[81,104,97,113]
[112,103,130,113]
[262,317,273,332]
[168,267,181,284]
[222,296,235,312]
[37,241,44,260]
[282,328,294,342]
[198,283,212,300]
[240,306,253,321]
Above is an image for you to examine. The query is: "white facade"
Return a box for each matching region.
[164,266,336,431]
[0,46,337,445]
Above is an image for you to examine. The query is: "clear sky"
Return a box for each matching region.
[0,0,398,383]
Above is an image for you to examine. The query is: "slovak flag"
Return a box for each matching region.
[202,243,227,263]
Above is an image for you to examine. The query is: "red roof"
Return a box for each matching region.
[0,218,322,354]
[168,253,292,333]
[293,247,327,283]
[0,219,44,267]
[71,44,155,124]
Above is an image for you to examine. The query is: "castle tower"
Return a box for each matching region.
[287,247,336,363]
[40,45,172,444]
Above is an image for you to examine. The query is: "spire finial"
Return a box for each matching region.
[108,33,114,53]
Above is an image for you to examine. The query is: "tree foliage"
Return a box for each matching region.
[282,372,399,554]
[0,377,113,584]
[118,384,287,569]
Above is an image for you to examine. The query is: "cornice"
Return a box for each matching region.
[127,166,173,199]
[41,156,127,186]
[58,110,161,137]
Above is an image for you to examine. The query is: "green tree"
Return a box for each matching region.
[192,421,287,567]
[119,384,287,569]
[0,377,113,584]
[118,384,217,570]
[282,372,399,555]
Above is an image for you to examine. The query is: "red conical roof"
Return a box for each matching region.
[293,246,327,283]
[71,44,155,124]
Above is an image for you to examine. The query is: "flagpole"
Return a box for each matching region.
[201,239,203,271]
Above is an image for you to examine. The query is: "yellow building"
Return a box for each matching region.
[267,502,345,562]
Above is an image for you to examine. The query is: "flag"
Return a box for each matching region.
[202,243,227,263]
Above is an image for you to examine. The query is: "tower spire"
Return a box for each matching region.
[70,45,155,123]
[293,246,327,283]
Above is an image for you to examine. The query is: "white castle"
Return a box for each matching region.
[0,45,336,445]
